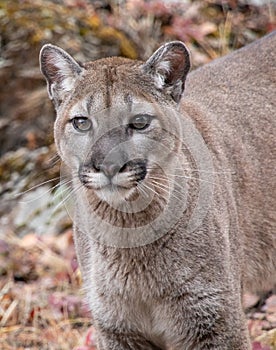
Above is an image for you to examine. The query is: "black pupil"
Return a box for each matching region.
[74,118,90,130]
[132,115,150,129]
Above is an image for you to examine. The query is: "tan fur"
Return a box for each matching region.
[40,33,276,349]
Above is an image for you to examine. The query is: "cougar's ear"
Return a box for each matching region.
[142,41,190,103]
[39,44,83,107]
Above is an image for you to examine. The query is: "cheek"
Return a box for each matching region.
[161,133,180,153]
[57,133,92,169]
[132,129,178,164]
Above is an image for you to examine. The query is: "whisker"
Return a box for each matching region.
[149,178,186,197]
[173,167,233,175]
[53,183,83,213]
[140,182,163,199]
[46,153,60,167]
[165,173,217,186]
[141,182,175,206]
[149,175,194,202]
[15,176,61,198]
[150,180,183,203]
[148,175,185,190]
[52,179,75,201]
[136,183,151,199]
[17,178,74,204]
[146,164,232,175]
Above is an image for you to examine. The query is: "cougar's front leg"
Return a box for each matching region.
[158,286,251,350]
[96,330,162,350]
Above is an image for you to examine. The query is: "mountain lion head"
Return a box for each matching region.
[40,42,212,245]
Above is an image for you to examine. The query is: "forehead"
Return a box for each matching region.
[68,92,157,120]
[66,58,158,117]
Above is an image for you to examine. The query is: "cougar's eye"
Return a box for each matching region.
[129,114,152,130]
[72,117,92,132]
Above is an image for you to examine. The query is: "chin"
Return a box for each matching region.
[95,185,138,206]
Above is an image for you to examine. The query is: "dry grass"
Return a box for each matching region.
[0,1,275,349]
[0,231,275,349]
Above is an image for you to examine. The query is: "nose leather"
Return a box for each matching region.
[100,162,121,178]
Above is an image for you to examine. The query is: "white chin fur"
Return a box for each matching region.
[95,186,136,205]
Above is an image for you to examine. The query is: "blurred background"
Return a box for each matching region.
[0,1,275,349]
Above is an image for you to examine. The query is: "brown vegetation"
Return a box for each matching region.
[0,1,275,349]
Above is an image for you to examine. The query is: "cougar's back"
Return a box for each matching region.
[183,31,276,291]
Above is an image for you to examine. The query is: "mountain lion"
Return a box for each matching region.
[40,32,276,349]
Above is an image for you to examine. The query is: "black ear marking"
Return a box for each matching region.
[142,41,191,103]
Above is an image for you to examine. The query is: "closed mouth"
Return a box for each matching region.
[100,183,135,191]
[78,159,148,192]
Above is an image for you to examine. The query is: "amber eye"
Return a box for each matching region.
[129,114,152,130]
[72,117,92,132]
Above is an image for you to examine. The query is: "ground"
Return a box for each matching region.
[0,0,275,349]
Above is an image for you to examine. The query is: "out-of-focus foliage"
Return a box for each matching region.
[0,0,275,260]
[0,1,275,349]
[0,0,274,207]
[0,0,275,154]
